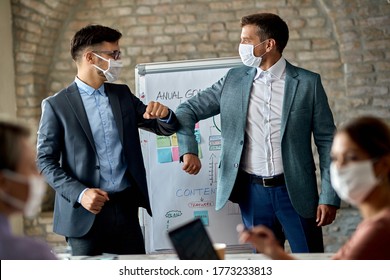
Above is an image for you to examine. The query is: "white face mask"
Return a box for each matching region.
[0,170,47,219]
[92,53,123,83]
[238,40,268,68]
[330,160,378,206]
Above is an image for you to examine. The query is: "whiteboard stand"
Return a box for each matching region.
[135,57,252,254]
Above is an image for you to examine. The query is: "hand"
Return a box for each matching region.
[237,224,292,260]
[316,204,338,226]
[143,101,169,119]
[237,224,277,253]
[182,153,202,175]
[80,188,109,215]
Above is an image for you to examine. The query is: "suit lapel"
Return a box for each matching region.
[105,84,124,144]
[281,62,298,140]
[241,68,256,127]
[64,82,97,154]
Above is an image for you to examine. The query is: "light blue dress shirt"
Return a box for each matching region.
[75,78,130,197]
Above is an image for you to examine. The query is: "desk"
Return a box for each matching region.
[117,253,333,260]
[66,252,333,260]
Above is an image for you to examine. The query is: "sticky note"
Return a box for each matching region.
[156,135,171,148]
[194,210,209,226]
[157,148,173,163]
[170,133,178,146]
[172,146,179,161]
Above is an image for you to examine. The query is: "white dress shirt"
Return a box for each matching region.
[240,57,286,177]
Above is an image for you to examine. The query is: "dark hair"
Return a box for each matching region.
[70,24,122,61]
[240,13,289,54]
[0,119,31,171]
[337,116,390,159]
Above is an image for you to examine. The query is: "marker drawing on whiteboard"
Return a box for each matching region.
[209,153,218,186]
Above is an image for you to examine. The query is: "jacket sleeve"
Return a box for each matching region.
[130,89,179,136]
[175,74,227,157]
[312,74,340,207]
[36,98,87,207]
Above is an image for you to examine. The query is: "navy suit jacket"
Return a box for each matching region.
[176,61,340,218]
[36,82,178,237]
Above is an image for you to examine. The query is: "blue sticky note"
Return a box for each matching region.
[194,129,201,143]
[157,148,172,163]
[194,210,209,226]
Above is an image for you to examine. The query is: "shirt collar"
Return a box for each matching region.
[254,57,286,80]
[74,77,106,96]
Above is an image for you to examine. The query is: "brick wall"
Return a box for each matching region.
[10,0,389,252]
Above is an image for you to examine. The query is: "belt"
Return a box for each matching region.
[107,187,132,202]
[250,173,285,187]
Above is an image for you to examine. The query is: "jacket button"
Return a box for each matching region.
[240,140,244,145]
[234,163,239,168]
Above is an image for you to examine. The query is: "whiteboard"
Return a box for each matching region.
[135,57,250,253]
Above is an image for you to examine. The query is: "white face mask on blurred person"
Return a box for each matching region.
[330,160,378,206]
[0,170,47,218]
[92,53,123,83]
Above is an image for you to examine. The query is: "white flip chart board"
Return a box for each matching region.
[135,57,250,253]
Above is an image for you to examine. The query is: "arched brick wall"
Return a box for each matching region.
[12,0,390,127]
[11,0,79,128]
[11,0,390,251]
[320,0,390,121]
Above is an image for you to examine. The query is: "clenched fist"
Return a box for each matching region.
[143,101,169,119]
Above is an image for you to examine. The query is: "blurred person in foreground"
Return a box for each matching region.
[36,24,178,256]
[0,118,56,259]
[239,115,390,260]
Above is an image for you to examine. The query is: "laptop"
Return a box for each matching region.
[168,218,220,260]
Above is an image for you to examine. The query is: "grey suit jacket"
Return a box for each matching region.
[36,82,178,237]
[176,61,340,218]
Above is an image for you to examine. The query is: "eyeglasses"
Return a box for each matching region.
[93,50,121,60]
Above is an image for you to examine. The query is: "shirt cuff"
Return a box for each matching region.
[77,188,89,203]
[158,110,172,123]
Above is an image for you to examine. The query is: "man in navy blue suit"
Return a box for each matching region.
[36,25,178,256]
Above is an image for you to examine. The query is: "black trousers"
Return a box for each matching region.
[68,188,145,256]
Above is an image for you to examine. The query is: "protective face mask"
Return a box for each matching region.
[238,41,268,68]
[0,170,47,218]
[92,53,123,83]
[330,160,378,206]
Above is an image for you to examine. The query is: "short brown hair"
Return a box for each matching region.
[0,119,30,171]
[241,13,289,54]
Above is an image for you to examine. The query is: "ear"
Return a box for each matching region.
[84,51,95,64]
[266,39,276,51]
[375,154,390,179]
[382,154,390,170]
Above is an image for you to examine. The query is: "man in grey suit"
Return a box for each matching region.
[176,13,340,253]
[36,25,178,256]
